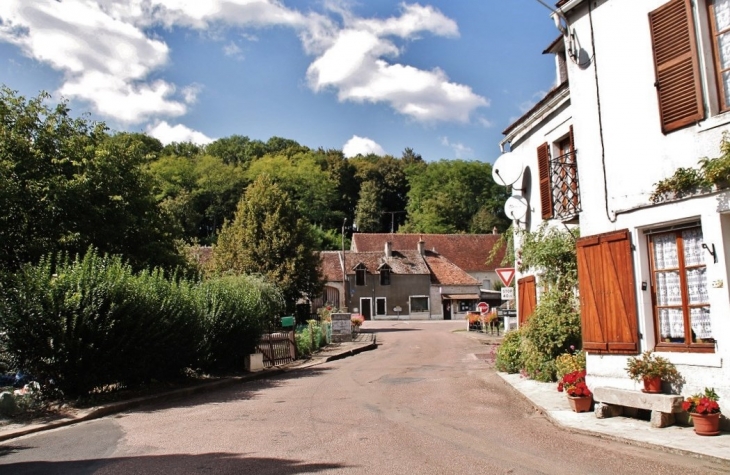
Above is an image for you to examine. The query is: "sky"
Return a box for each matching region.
[0,1,560,163]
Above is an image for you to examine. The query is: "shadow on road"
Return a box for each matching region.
[0,452,354,475]
[133,366,334,413]
[361,328,421,333]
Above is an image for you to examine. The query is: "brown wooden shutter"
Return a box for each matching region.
[577,229,639,354]
[518,275,537,326]
[649,0,705,134]
[537,143,553,220]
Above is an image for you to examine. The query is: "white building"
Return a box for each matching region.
[501,0,730,416]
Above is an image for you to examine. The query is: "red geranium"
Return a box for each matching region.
[557,370,591,398]
[682,388,721,414]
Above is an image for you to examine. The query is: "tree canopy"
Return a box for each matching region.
[212,175,323,310]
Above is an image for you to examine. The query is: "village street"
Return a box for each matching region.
[0,321,725,475]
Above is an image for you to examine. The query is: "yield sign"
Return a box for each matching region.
[496,267,516,287]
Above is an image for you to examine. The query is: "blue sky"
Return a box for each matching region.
[0,1,559,163]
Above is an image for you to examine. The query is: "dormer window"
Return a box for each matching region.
[355,263,367,286]
[380,266,391,286]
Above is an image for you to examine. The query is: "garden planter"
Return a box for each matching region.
[691,412,721,436]
[567,395,592,413]
[642,376,662,393]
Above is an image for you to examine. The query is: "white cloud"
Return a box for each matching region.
[478,117,493,128]
[343,135,386,157]
[440,136,472,158]
[147,121,214,145]
[0,0,488,128]
[223,41,243,59]
[518,90,549,113]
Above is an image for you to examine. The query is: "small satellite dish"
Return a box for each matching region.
[504,195,529,221]
[492,152,524,186]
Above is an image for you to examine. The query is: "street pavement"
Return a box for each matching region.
[0,325,730,470]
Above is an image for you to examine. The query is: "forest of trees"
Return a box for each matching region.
[0,87,511,276]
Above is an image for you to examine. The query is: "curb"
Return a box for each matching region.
[0,340,376,442]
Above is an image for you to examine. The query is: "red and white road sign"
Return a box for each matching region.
[476,301,489,315]
[496,267,516,287]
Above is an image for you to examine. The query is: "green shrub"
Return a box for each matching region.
[521,287,581,382]
[195,274,284,372]
[0,249,200,397]
[295,326,313,357]
[495,329,523,373]
[555,348,586,379]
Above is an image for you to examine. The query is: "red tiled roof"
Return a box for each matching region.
[320,251,344,281]
[351,234,506,272]
[344,250,429,275]
[424,251,479,286]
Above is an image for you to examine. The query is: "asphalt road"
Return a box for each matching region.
[0,321,726,474]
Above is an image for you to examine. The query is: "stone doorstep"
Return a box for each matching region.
[593,387,684,428]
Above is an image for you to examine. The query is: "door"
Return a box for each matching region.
[518,276,537,326]
[360,298,372,320]
[442,300,451,320]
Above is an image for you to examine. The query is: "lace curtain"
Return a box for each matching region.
[653,229,711,341]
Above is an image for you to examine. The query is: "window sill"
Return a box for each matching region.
[698,111,730,133]
[654,350,722,368]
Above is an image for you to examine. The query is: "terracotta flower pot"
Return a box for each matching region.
[691,412,721,436]
[567,395,593,413]
[642,376,662,393]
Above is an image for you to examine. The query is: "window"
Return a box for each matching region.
[708,0,730,111]
[380,267,391,286]
[376,297,386,316]
[355,264,366,286]
[410,296,429,313]
[649,0,705,133]
[537,127,581,221]
[459,300,475,312]
[649,226,713,351]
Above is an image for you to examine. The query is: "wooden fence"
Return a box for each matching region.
[256,331,296,367]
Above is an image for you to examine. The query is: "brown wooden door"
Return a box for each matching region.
[576,229,639,354]
[518,276,537,326]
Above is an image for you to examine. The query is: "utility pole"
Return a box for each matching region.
[382,210,406,233]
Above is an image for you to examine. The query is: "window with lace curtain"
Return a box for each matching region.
[649,226,714,351]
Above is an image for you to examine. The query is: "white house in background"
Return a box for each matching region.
[533,0,730,414]
[497,34,578,327]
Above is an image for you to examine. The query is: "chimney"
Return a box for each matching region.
[492,226,499,235]
[417,239,425,255]
[384,241,392,258]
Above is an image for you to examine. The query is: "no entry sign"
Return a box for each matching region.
[476,301,490,315]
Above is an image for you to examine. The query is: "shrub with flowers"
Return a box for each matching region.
[557,370,591,398]
[682,388,721,415]
[555,345,586,380]
[351,314,365,327]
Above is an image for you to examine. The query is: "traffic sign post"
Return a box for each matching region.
[495,268,516,287]
[501,287,515,301]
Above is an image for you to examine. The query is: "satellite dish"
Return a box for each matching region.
[504,195,529,221]
[492,152,524,186]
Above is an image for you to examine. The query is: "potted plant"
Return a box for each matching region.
[351,314,364,335]
[558,369,592,413]
[682,388,722,436]
[625,351,680,393]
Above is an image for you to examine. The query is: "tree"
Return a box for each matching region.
[354,180,382,232]
[0,87,183,271]
[402,160,510,234]
[213,175,323,310]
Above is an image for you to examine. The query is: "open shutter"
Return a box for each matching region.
[649,0,704,134]
[537,143,553,219]
[577,229,639,354]
[518,275,537,326]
